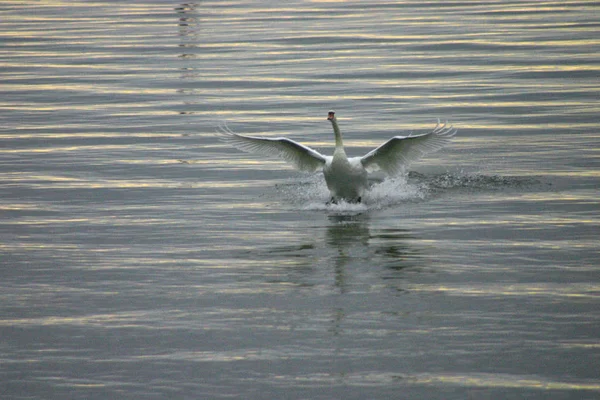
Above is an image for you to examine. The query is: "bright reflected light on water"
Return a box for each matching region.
[1,0,598,398]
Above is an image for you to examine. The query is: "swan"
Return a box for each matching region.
[217,111,456,203]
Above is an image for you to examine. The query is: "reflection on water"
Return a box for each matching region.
[254,213,422,298]
[177,2,202,115]
[326,215,371,294]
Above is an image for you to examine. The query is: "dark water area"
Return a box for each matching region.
[1,1,599,399]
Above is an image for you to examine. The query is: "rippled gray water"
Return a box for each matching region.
[1,1,599,399]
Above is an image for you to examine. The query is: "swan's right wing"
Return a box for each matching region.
[360,121,457,175]
[216,123,327,172]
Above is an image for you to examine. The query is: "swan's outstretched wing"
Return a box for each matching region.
[360,121,457,175]
[217,123,327,172]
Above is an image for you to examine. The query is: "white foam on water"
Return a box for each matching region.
[273,174,427,214]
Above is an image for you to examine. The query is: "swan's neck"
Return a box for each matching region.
[330,119,344,150]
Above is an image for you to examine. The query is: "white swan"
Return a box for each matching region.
[217,111,456,203]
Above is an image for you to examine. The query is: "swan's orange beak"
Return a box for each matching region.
[327,111,335,120]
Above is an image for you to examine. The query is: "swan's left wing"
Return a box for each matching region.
[217,123,327,172]
[360,121,457,175]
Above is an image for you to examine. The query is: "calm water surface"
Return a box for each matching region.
[1,1,599,399]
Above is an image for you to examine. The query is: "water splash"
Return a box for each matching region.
[275,174,427,213]
[414,172,542,193]
[273,171,540,214]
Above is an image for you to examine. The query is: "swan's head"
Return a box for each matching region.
[327,111,336,121]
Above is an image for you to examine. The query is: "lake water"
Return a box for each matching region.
[1,1,599,399]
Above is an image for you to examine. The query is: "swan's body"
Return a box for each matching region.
[217,111,456,203]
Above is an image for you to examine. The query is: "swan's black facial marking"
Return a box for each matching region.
[327,111,335,120]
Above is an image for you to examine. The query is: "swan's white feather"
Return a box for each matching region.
[217,123,327,172]
[216,115,457,202]
[360,120,457,175]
